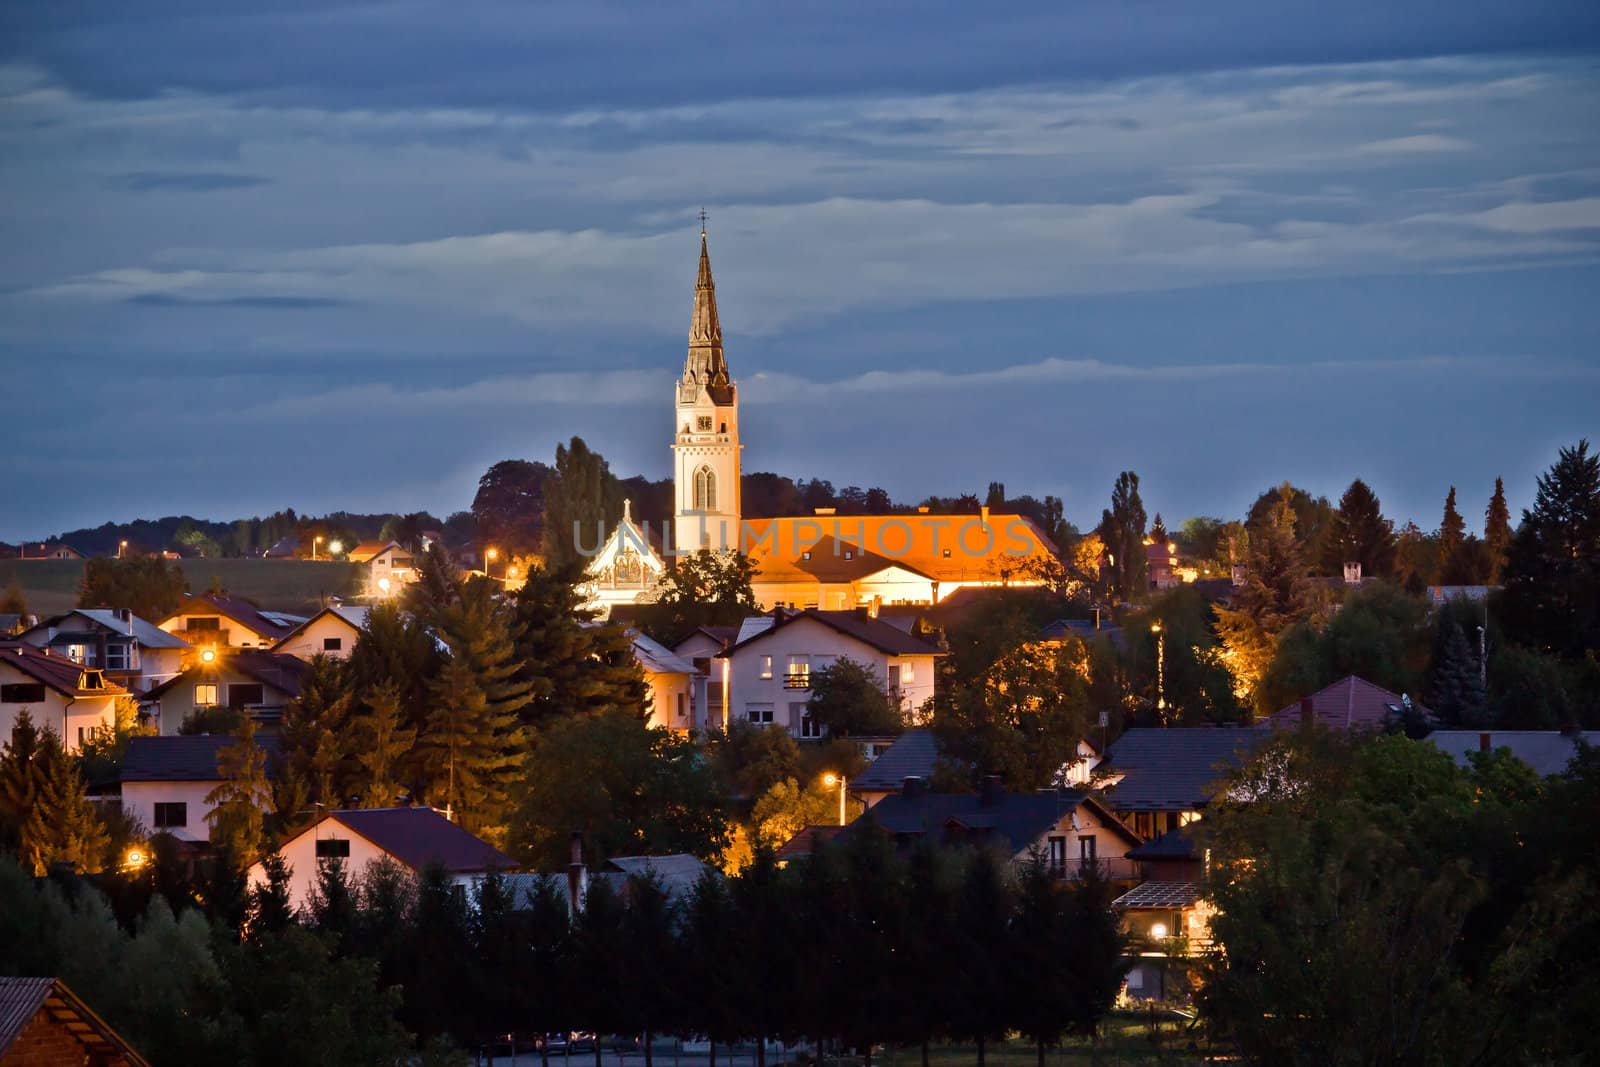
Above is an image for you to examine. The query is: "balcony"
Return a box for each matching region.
[783,672,811,690]
[1048,857,1141,882]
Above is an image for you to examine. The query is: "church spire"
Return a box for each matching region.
[685,226,732,400]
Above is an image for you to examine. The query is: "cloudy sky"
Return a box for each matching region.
[3,2,1598,542]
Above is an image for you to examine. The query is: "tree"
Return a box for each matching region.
[1320,478,1396,578]
[709,721,801,801]
[1149,512,1168,545]
[1245,484,1334,573]
[1429,613,1488,725]
[1098,471,1147,603]
[806,657,900,737]
[620,872,679,1067]
[1257,582,1431,714]
[1438,485,1468,576]
[346,601,442,741]
[681,869,745,1059]
[569,875,628,1067]
[636,549,761,646]
[205,716,274,866]
[472,458,550,558]
[749,777,852,850]
[1485,477,1513,583]
[512,561,646,727]
[521,874,573,1067]
[508,709,730,869]
[351,681,416,807]
[77,557,186,620]
[1500,440,1600,659]
[0,582,27,625]
[543,436,619,568]
[17,729,108,875]
[1214,485,1316,712]
[948,848,1013,1065]
[276,654,355,818]
[419,580,531,839]
[0,710,44,854]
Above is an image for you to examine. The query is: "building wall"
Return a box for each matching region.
[156,669,297,735]
[725,617,937,737]
[1012,805,1139,880]
[0,664,116,753]
[159,611,275,648]
[0,1009,137,1067]
[122,780,219,843]
[643,669,695,733]
[275,616,360,661]
[247,821,473,914]
[672,388,740,554]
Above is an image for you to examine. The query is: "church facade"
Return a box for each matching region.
[584,229,1059,617]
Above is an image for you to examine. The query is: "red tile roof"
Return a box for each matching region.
[1266,676,1432,732]
[164,593,293,640]
[0,642,128,698]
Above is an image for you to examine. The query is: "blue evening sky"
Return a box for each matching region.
[2,2,1598,540]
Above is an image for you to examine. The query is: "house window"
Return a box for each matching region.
[1048,835,1067,874]
[843,550,854,560]
[677,692,686,722]
[801,551,811,560]
[799,711,823,739]
[1079,835,1097,865]
[746,703,774,725]
[696,416,713,432]
[1134,812,1154,839]
[759,655,773,680]
[392,557,413,569]
[900,660,916,684]
[0,684,46,704]
[693,466,717,511]
[228,683,265,709]
[104,643,136,671]
[315,838,351,859]
[187,617,220,631]
[194,683,219,707]
[323,637,343,652]
[153,802,187,829]
[784,657,811,689]
[77,727,85,747]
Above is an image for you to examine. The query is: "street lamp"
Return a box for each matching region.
[1151,621,1166,715]
[822,773,846,827]
[123,846,147,872]
[486,547,499,578]
[199,648,217,665]
[328,539,343,557]
[1150,921,1168,940]
[118,540,128,559]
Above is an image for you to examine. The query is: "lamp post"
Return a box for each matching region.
[1151,621,1166,716]
[118,540,127,559]
[486,547,499,579]
[822,773,846,827]
[312,535,323,561]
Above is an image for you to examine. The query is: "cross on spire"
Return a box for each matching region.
[698,207,708,236]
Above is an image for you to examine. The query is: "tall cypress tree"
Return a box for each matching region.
[1438,486,1467,578]
[0,710,43,854]
[1098,471,1148,604]
[420,579,531,837]
[1484,477,1513,584]
[1321,478,1396,578]
[543,436,620,568]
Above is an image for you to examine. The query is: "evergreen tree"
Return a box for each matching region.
[1428,613,1488,726]
[351,681,416,807]
[1321,478,1396,578]
[1008,855,1078,1065]
[521,874,573,1067]
[620,872,679,1067]
[76,556,186,620]
[307,857,359,952]
[246,853,297,939]
[399,862,478,1048]
[569,875,628,1067]
[205,716,274,867]
[276,654,355,817]
[1215,485,1315,712]
[949,848,1013,1065]
[419,579,531,837]
[1485,476,1513,584]
[543,436,619,568]
[347,601,442,732]
[0,710,43,854]
[1097,471,1147,603]
[1439,486,1467,577]
[513,561,646,726]
[405,541,462,630]
[19,730,109,875]
[1149,512,1169,545]
[1500,440,1600,659]
[681,869,744,1059]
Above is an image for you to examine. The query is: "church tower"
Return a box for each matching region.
[672,226,741,553]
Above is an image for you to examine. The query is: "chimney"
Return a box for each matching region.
[979,774,1003,807]
[566,831,588,916]
[1479,732,1492,753]
[902,776,926,799]
[980,505,990,526]
[855,606,872,621]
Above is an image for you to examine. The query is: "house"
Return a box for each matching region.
[157,593,294,650]
[347,541,417,597]
[584,502,668,617]
[1425,730,1600,777]
[774,824,847,865]
[629,630,703,732]
[16,609,189,694]
[847,728,1101,808]
[1094,728,1266,840]
[0,643,126,753]
[247,806,517,914]
[1112,824,1215,1001]
[718,608,942,737]
[0,976,150,1067]
[263,536,301,559]
[143,650,308,735]
[672,625,737,731]
[119,734,281,844]
[17,542,85,561]
[510,850,716,916]
[271,605,371,662]
[852,776,1142,880]
[1263,676,1432,733]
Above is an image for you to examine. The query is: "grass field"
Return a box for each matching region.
[0,558,368,617]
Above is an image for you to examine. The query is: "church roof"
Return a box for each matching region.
[684,231,734,405]
[741,513,1058,586]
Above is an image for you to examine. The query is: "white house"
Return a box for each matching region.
[348,541,418,598]
[717,608,942,737]
[119,734,280,844]
[158,593,294,650]
[672,626,736,731]
[248,807,518,914]
[630,630,703,733]
[0,642,126,753]
[16,609,189,694]
[271,605,371,661]
[143,650,309,735]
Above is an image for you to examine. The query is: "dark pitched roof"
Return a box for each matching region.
[0,642,128,699]
[325,807,517,873]
[1112,881,1203,909]
[165,593,294,640]
[862,789,1137,855]
[0,976,151,1066]
[775,824,847,861]
[1266,675,1432,731]
[24,610,189,650]
[849,729,942,793]
[1425,730,1600,777]
[1099,728,1266,812]
[142,650,310,702]
[1126,824,1201,861]
[121,735,282,782]
[721,608,943,659]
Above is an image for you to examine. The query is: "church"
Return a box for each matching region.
[585,228,1060,617]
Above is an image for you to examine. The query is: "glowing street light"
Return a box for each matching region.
[328,539,343,556]
[486,547,499,578]
[123,847,148,871]
[199,648,217,665]
[1151,621,1166,716]
[118,540,128,559]
[1150,921,1168,940]
[822,772,847,827]
[378,577,392,595]
[312,535,324,561]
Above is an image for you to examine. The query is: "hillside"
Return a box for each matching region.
[0,558,368,618]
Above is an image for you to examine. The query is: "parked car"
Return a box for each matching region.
[541,1032,598,1054]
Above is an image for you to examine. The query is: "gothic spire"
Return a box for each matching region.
[684,228,733,401]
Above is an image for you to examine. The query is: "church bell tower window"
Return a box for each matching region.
[694,466,718,511]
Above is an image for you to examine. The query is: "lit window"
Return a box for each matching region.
[900,660,916,684]
[195,684,219,706]
[843,550,854,560]
[785,657,811,689]
[759,655,772,680]
[154,802,187,829]
[942,548,952,558]
[802,551,811,560]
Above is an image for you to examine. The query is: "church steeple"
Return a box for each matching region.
[684,229,733,402]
